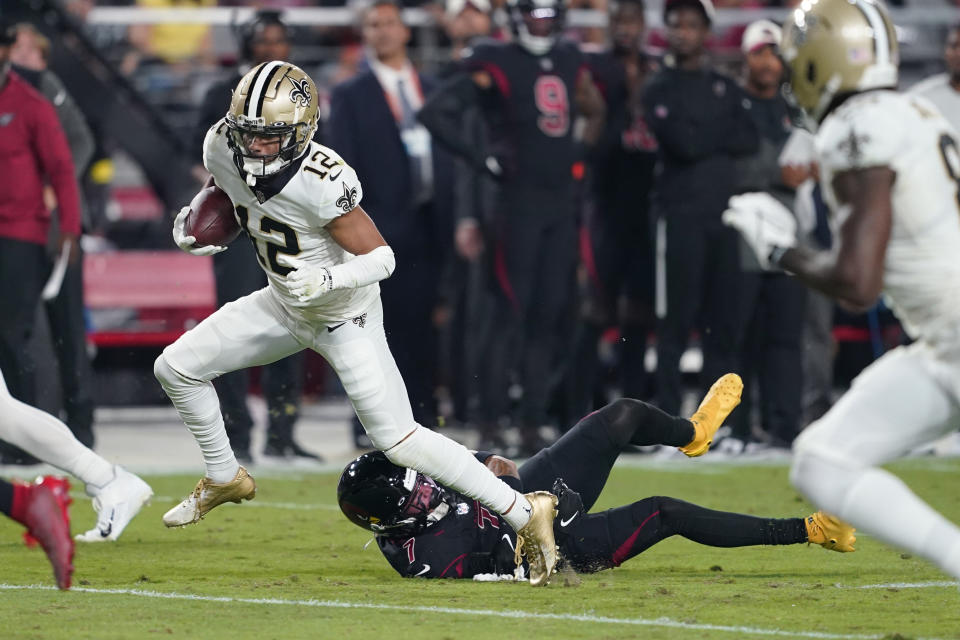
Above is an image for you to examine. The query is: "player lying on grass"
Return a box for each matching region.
[0,369,152,542]
[339,374,856,581]
[0,476,73,589]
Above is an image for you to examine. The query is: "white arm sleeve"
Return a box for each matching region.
[327,245,396,290]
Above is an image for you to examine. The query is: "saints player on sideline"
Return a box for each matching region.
[155,61,560,585]
[0,368,152,542]
[723,0,960,579]
[338,374,855,581]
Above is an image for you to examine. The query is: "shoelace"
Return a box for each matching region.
[513,535,525,567]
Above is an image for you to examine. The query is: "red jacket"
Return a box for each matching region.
[0,71,81,245]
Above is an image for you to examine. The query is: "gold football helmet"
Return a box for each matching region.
[780,0,898,122]
[226,60,319,181]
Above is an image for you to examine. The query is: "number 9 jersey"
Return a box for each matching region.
[202,119,378,321]
[816,91,960,345]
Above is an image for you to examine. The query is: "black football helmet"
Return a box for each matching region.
[337,452,456,536]
[507,0,565,56]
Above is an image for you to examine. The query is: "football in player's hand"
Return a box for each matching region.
[185,185,240,247]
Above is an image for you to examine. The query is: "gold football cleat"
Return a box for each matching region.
[162,467,257,527]
[679,373,744,457]
[514,491,559,587]
[805,511,857,552]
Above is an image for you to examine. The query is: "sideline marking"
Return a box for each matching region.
[0,583,946,640]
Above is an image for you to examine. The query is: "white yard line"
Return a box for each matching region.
[844,581,959,590]
[0,583,947,640]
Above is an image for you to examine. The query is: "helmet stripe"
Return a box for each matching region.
[242,62,271,119]
[245,60,284,120]
[255,63,287,118]
[853,0,890,66]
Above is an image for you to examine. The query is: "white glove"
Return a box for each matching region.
[722,192,798,270]
[778,129,817,167]
[281,257,332,303]
[172,206,227,256]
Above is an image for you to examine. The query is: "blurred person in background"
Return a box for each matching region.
[435,0,494,426]
[0,21,81,465]
[418,0,606,455]
[568,0,659,418]
[123,0,217,75]
[442,0,494,65]
[10,22,98,451]
[191,11,315,463]
[724,20,807,453]
[910,24,960,138]
[641,0,757,418]
[328,0,453,445]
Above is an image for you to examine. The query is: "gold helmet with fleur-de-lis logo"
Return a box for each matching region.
[226,61,319,179]
[780,0,898,122]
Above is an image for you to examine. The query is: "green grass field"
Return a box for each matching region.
[2,459,959,640]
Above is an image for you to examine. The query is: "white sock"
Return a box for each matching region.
[0,382,114,489]
[385,426,533,530]
[155,356,239,483]
[793,452,960,579]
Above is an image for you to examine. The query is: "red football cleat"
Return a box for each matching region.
[23,476,72,549]
[15,482,75,590]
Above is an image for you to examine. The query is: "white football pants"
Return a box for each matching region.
[155,288,525,522]
[0,368,115,490]
[791,341,960,578]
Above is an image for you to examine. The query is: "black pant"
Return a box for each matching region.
[656,215,748,415]
[44,249,95,446]
[732,272,807,445]
[567,200,655,419]
[0,238,50,462]
[212,241,303,452]
[519,399,807,573]
[379,250,440,428]
[0,237,49,407]
[477,190,578,438]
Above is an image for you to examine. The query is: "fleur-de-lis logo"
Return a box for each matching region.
[337,182,358,213]
[289,77,311,107]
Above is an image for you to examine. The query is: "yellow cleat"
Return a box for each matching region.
[679,373,744,457]
[514,491,559,587]
[805,511,857,552]
[162,467,257,527]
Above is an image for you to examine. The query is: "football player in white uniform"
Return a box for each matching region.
[155,61,564,585]
[723,0,960,579]
[0,368,153,542]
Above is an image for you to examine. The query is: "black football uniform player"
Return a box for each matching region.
[339,377,858,580]
[568,0,660,417]
[417,0,606,453]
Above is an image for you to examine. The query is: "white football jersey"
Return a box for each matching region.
[817,90,960,343]
[203,119,378,322]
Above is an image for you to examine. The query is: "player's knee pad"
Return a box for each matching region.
[790,446,863,516]
[154,353,201,394]
[598,398,652,447]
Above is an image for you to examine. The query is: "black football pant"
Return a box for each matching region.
[212,241,303,454]
[477,189,578,442]
[518,399,807,572]
[731,272,807,446]
[656,214,749,416]
[0,238,50,462]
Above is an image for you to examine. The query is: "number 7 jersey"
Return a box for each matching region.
[203,119,379,321]
[816,90,960,344]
